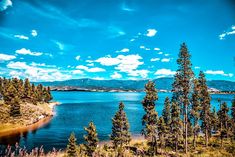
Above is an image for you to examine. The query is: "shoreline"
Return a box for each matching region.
[0,101,60,138]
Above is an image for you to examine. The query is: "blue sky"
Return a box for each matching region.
[0,0,235,82]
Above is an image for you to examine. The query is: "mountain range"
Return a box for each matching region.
[36,78,235,92]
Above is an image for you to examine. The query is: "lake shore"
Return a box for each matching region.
[0,101,60,138]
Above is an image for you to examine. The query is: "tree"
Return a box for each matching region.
[170,101,182,152]
[217,102,229,147]
[84,121,99,156]
[231,97,235,142]
[158,117,167,152]
[67,132,77,157]
[162,97,171,127]
[175,43,194,153]
[23,78,32,101]
[43,87,52,103]
[190,79,201,148]
[141,81,158,156]
[199,71,211,147]
[110,102,131,150]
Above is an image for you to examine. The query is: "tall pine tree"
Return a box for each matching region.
[110,102,131,149]
[231,97,235,142]
[175,43,194,153]
[141,81,158,156]
[190,79,201,148]
[199,71,211,147]
[84,121,99,156]
[67,132,77,157]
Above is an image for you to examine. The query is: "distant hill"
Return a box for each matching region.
[36,78,235,92]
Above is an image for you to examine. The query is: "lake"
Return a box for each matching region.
[0,91,234,152]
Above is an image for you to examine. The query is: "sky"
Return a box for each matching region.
[0,0,235,82]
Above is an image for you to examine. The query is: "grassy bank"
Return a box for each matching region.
[0,100,59,136]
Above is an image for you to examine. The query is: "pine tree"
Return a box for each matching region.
[36,84,43,102]
[141,81,158,156]
[84,121,99,156]
[199,71,211,147]
[67,132,77,157]
[231,97,235,142]
[110,102,131,150]
[23,78,32,101]
[42,87,52,103]
[162,97,171,126]
[158,117,167,152]
[175,43,194,153]
[217,102,229,147]
[190,79,201,148]
[210,107,218,135]
[170,101,182,152]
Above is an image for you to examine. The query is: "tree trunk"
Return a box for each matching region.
[193,131,196,148]
[205,129,208,147]
[185,104,188,154]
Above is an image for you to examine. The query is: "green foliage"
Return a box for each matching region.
[84,121,99,156]
[141,81,158,156]
[110,102,131,149]
[162,97,171,126]
[158,116,167,149]
[231,97,235,141]
[67,132,77,157]
[199,71,211,147]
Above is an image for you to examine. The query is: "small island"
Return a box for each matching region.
[0,77,59,136]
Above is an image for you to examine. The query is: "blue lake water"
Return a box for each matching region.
[0,91,234,152]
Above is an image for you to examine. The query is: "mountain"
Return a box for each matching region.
[36,78,235,92]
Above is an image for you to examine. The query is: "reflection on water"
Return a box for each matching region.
[0,91,234,152]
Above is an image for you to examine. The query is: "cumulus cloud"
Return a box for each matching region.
[140,45,145,49]
[72,69,84,74]
[76,65,105,72]
[0,53,16,61]
[150,58,160,62]
[0,0,12,11]
[15,48,43,56]
[7,61,71,81]
[219,25,235,40]
[111,72,122,79]
[205,70,233,77]
[154,48,160,51]
[146,29,157,37]
[14,35,29,40]
[31,30,38,37]
[161,58,171,62]
[158,52,163,54]
[194,66,200,69]
[155,69,176,78]
[75,55,80,60]
[116,48,129,53]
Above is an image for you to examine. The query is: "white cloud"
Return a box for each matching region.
[93,77,104,80]
[145,48,151,51]
[117,48,129,53]
[161,58,170,62]
[140,45,145,49]
[7,61,71,82]
[154,48,160,51]
[72,69,84,74]
[75,55,80,60]
[158,52,163,54]
[219,25,235,40]
[205,70,233,77]
[155,69,176,78]
[95,55,120,66]
[31,30,38,37]
[146,29,157,37]
[130,38,135,42]
[0,53,16,61]
[14,35,29,40]
[150,58,160,62]
[54,41,64,50]
[111,72,122,79]
[15,48,43,56]
[87,63,94,66]
[164,53,170,56]
[194,66,200,69]
[76,65,105,72]
[0,0,12,11]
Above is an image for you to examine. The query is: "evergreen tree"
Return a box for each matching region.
[158,117,167,152]
[231,97,235,142]
[217,102,229,147]
[175,43,194,153]
[67,132,77,157]
[170,101,182,152]
[190,79,201,148]
[199,71,211,147]
[110,102,131,149]
[42,87,52,102]
[162,97,171,126]
[141,81,158,156]
[36,84,43,102]
[84,121,99,156]
[210,107,218,134]
[23,78,32,100]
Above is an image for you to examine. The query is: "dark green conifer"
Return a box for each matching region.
[190,79,201,148]
[141,81,158,156]
[110,102,131,149]
[175,43,194,153]
[23,78,32,100]
[84,121,99,156]
[162,97,171,126]
[158,117,167,151]
[199,71,211,147]
[217,102,229,147]
[43,87,52,102]
[67,132,77,157]
[231,97,235,142]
